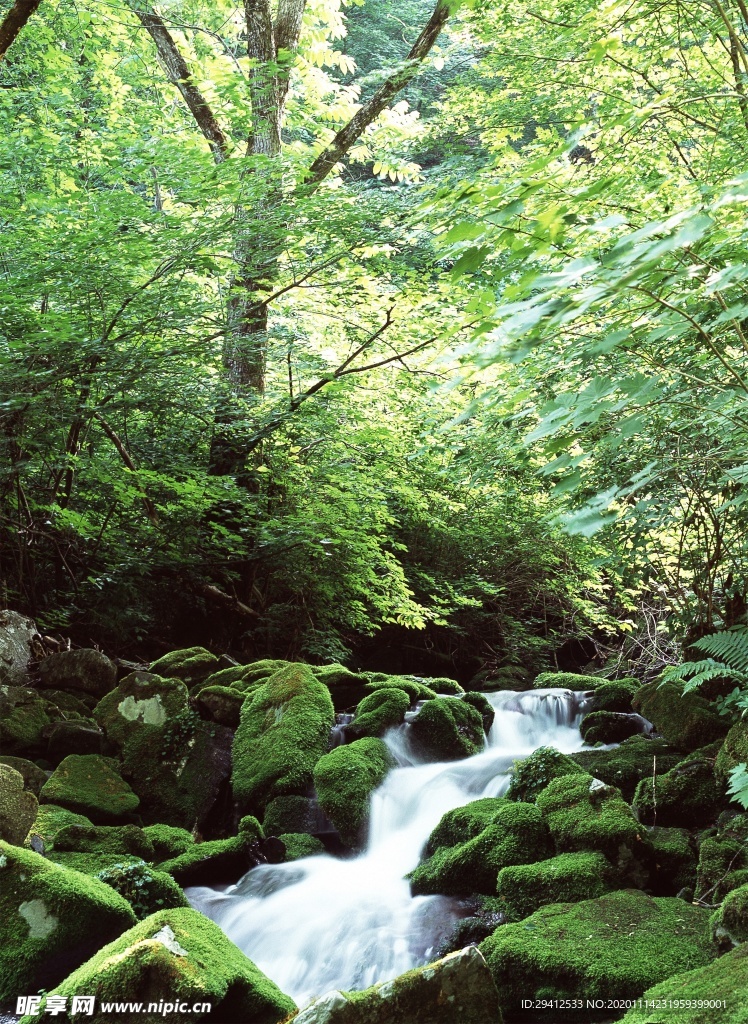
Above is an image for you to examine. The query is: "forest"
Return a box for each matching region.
[2,0,748,1020]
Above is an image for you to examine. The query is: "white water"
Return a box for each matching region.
[188,688,591,1007]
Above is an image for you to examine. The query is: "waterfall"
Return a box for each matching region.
[188,688,589,1007]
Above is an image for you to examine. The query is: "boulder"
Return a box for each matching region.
[364,676,437,702]
[195,684,244,727]
[263,795,330,837]
[0,763,38,845]
[311,664,371,710]
[495,851,615,921]
[291,946,501,1024]
[43,720,107,762]
[423,676,465,695]
[280,833,325,861]
[424,798,509,854]
[462,692,495,734]
[17,908,296,1024]
[95,860,189,920]
[25,803,93,850]
[93,671,189,748]
[0,755,48,796]
[506,746,586,803]
[158,816,264,886]
[52,823,154,860]
[232,663,334,815]
[647,827,697,896]
[350,688,410,739]
[580,710,649,745]
[40,754,140,823]
[571,735,683,801]
[409,697,484,762]
[715,722,748,782]
[695,819,748,904]
[143,824,195,861]
[313,738,395,847]
[0,610,37,686]
[0,840,136,1002]
[532,671,606,690]
[0,684,59,757]
[480,889,714,1015]
[149,647,221,687]
[38,649,117,698]
[591,679,639,713]
[633,744,727,828]
[632,680,728,751]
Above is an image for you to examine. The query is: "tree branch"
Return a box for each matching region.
[0,0,42,60]
[93,412,160,527]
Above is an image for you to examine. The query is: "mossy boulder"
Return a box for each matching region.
[571,735,683,801]
[591,679,639,713]
[44,720,107,763]
[363,676,438,702]
[711,882,748,951]
[53,823,154,860]
[232,663,334,815]
[41,689,94,717]
[422,676,465,695]
[462,692,495,733]
[621,943,748,1024]
[0,763,38,845]
[26,804,93,851]
[149,646,221,686]
[496,851,615,921]
[0,755,49,796]
[40,755,139,823]
[647,827,697,896]
[17,907,296,1024]
[410,801,551,897]
[38,649,117,698]
[409,697,484,762]
[480,889,714,1015]
[195,684,244,727]
[633,745,727,828]
[47,851,144,875]
[0,609,37,686]
[279,833,325,861]
[632,679,728,751]
[143,824,194,861]
[263,795,326,837]
[695,834,748,903]
[0,684,59,756]
[505,746,586,803]
[715,722,748,782]
[350,688,410,738]
[532,672,605,690]
[313,737,395,847]
[536,773,646,862]
[581,710,647,745]
[238,659,291,689]
[96,860,189,919]
[158,816,264,885]
[424,798,509,854]
[311,664,370,709]
[0,840,136,1001]
[93,671,189,748]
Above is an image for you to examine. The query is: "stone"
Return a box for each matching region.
[143,824,195,861]
[40,754,140,823]
[93,671,189,748]
[495,851,615,921]
[633,744,728,828]
[43,720,107,762]
[149,647,221,687]
[0,610,37,686]
[0,763,38,845]
[632,679,728,752]
[25,804,93,850]
[408,697,484,762]
[571,735,683,801]
[506,746,586,803]
[349,688,410,739]
[52,823,155,860]
[313,738,395,847]
[38,649,117,698]
[647,827,697,896]
[0,684,58,757]
[195,684,244,726]
[0,755,48,795]
[311,664,371,710]
[580,710,649,745]
[532,671,609,690]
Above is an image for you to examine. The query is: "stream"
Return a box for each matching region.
[188,688,593,1007]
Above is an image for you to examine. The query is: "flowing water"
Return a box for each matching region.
[188,688,594,1007]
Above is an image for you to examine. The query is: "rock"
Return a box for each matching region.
[480,889,714,1015]
[496,851,615,921]
[581,710,649,745]
[40,688,95,716]
[0,764,38,845]
[0,610,37,686]
[506,746,586,803]
[0,684,59,757]
[0,755,48,796]
[149,647,221,687]
[158,816,264,886]
[232,663,334,815]
[410,801,551,897]
[349,688,410,739]
[0,839,136,1002]
[571,735,683,801]
[143,824,195,861]
[17,908,296,1024]
[291,946,501,1024]
[38,649,117,698]
[40,754,140,823]
[279,833,325,861]
[715,721,748,782]
[711,882,748,950]
[264,795,331,837]
[532,671,609,690]
[311,664,371,710]
[591,679,639,713]
[363,676,437,702]
[632,679,728,751]
[43,720,107,762]
[93,671,189,748]
[313,738,395,847]
[424,798,509,854]
[633,744,728,828]
[95,860,189,920]
[52,823,154,859]
[423,676,465,695]
[195,684,244,726]
[620,943,748,1024]
[462,692,494,733]
[409,697,484,762]
[695,816,748,903]
[25,804,93,850]
[647,827,697,896]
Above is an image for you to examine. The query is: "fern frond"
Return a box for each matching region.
[660,658,748,694]
[727,763,748,810]
[692,626,748,673]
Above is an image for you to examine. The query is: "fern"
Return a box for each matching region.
[727,764,748,810]
[691,626,748,673]
[661,658,748,694]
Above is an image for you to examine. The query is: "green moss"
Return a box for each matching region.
[232,663,334,815]
[648,827,697,895]
[238,659,291,689]
[279,833,325,861]
[716,722,748,782]
[496,851,615,921]
[158,823,263,885]
[195,684,244,726]
[143,824,194,861]
[506,746,586,803]
[536,772,645,860]
[38,650,117,697]
[311,664,370,709]
[96,860,189,919]
[581,710,645,745]
[480,889,714,1014]
[363,676,438,701]
[0,756,48,796]
[462,692,495,733]
[0,685,57,756]
[425,798,509,854]
[633,747,727,828]
[532,672,605,691]
[571,735,683,801]
[26,804,93,851]
[410,802,551,896]
[423,677,465,695]
[620,944,748,1024]
[40,755,140,823]
[0,763,38,846]
[592,679,639,713]
[263,795,320,836]
[93,672,188,749]
[633,680,728,751]
[711,882,748,951]
[314,737,395,847]
[695,835,748,903]
[409,696,484,761]
[39,689,94,717]
[149,647,221,685]
[47,851,144,875]
[350,687,410,738]
[53,823,154,860]
[0,839,136,1002]
[18,907,296,1024]
[202,665,255,689]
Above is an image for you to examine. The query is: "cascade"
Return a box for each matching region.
[188,688,590,1008]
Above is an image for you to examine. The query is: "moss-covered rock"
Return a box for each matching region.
[467,664,530,692]
[496,851,615,921]
[423,676,465,695]
[149,646,221,686]
[238,659,291,689]
[710,882,748,951]
[48,851,144,875]
[26,804,93,851]
[195,684,244,727]
[0,684,58,757]
[40,689,95,717]
[591,679,639,713]
[143,824,194,861]
[53,823,154,860]
[715,722,748,783]
[263,795,324,837]
[633,680,728,751]
[158,817,264,886]
[0,755,49,796]
[695,835,748,904]
[571,735,683,801]
[647,827,697,896]
[93,671,189,749]
[506,746,586,803]
[44,720,107,763]
[424,798,509,854]
[410,801,551,897]
[0,609,36,686]
[232,663,334,815]
[96,860,189,919]
[409,697,484,762]
[40,755,140,823]
[313,737,395,847]
[17,907,296,1024]
[536,772,646,861]
[620,943,748,1024]
[202,664,256,689]
[279,833,325,861]
[0,839,136,1001]
[581,710,647,745]
[311,664,370,710]
[532,672,605,690]
[0,763,38,845]
[350,687,410,738]
[633,745,728,828]
[462,692,495,734]
[38,649,117,698]
[363,676,438,702]
[480,889,714,1015]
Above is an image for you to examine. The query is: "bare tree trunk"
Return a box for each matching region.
[0,0,42,59]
